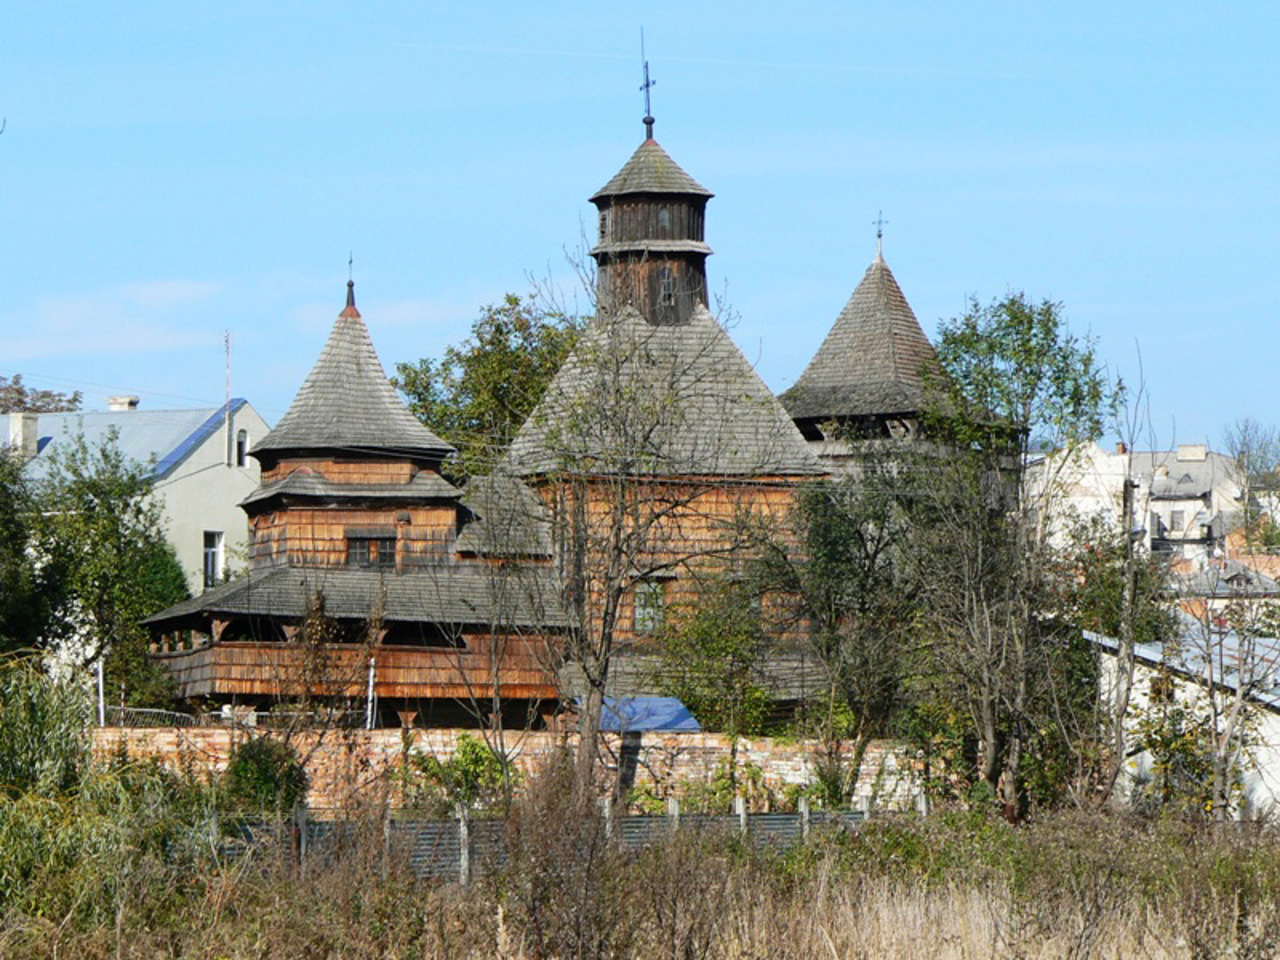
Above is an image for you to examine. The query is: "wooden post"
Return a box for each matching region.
[734,794,747,836]
[667,795,680,832]
[381,802,391,883]
[293,801,308,877]
[456,802,470,886]
[799,795,810,841]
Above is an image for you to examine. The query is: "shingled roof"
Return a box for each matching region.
[251,282,454,462]
[504,303,822,478]
[590,139,713,201]
[780,255,937,421]
[145,564,565,629]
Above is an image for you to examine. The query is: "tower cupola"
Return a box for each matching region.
[589,119,714,326]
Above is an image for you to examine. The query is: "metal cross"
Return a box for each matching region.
[873,211,888,257]
[640,28,656,138]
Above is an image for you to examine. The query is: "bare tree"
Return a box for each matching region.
[1223,417,1279,556]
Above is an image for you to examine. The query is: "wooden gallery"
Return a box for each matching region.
[145,116,937,729]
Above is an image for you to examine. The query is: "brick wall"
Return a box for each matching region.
[92,726,921,811]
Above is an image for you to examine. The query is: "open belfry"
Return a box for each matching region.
[147,110,938,724]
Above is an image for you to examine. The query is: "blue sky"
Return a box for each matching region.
[3,3,1277,449]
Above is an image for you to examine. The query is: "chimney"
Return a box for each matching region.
[7,412,38,460]
[1115,441,1128,455]
[1177,443,1207,462]
[107,395,140,412]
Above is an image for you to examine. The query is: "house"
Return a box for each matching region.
[780,243,938,464]
[1092,614,1280,817]
[3,397,269,594]
[145,283,563,728]
[1032,441,1245,565]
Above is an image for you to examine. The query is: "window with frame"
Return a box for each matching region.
[203,531,224,589]
[1170,510,1185,531]
[347,536,396,568]
[634,579,664,635]
[658,267,675,306]
[236,429,249,467]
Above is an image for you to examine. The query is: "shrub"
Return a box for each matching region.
[222,736,308,813]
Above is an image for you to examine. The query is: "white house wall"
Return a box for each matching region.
[1100,645,1280,817]
[151,403,269,593]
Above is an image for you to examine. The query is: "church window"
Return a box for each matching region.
[348,535,396,568]
[236,429,249,467]
[657,205,671,234]
[658,267,676,306]
[634,580,664,635]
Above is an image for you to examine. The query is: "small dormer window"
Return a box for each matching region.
[236,429,249,467]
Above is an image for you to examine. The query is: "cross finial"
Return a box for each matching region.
[873,210,888,259]
[348,251,353,283]
[640,28,656,140]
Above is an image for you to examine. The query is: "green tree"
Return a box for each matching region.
[757,470,915,804]
[0,452,49,655]
[911,293,1116,816]
[394,294,579,476]
[222,736,309,814]
[34,431,189,706]
[657,580,770,741]
[0,374,81,413]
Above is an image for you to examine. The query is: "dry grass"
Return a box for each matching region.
[5,759,1280,959]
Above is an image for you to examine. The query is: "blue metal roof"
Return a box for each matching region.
[596,696,702,733]
[5,399,250,481]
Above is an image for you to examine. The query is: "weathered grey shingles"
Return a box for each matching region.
[241,469,461,508]
[503,304,822,478]
[252,288,453,459]
[590,138,714,201]
[456,474,554,558]
[781,256,937,420]
[145,565,564,628]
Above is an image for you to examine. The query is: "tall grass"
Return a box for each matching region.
[6,769,1280,957]
[4,665,1280,958]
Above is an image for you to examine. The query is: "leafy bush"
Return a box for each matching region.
[405,733,511,813]
[222,736,308,813]
[0,658,89,796]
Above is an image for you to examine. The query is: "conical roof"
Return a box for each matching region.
[252,282,454,461]
[504,304,821,478]
[781,255,937,421]
[590,139,713,202]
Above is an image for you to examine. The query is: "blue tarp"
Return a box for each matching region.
[593,696,701,732]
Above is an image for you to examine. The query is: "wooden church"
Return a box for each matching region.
[146,110,938,725]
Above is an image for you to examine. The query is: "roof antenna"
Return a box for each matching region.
[873,210,888,261]
[640,28,656,140]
